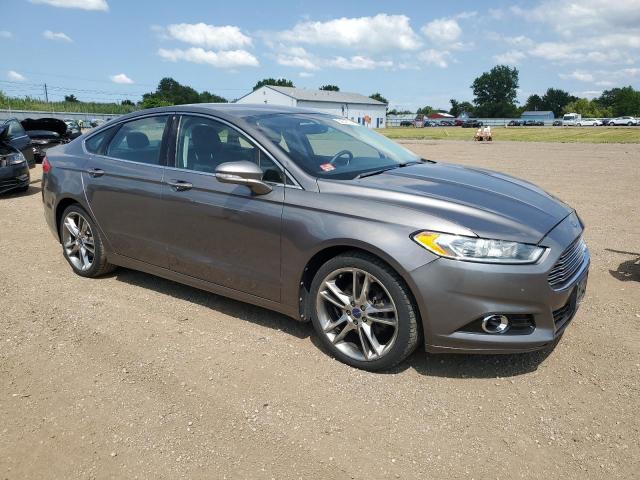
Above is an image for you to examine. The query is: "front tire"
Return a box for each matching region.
[309,252,420,371]
[60,205,115,278]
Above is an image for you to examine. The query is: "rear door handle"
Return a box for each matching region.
[87,168,105,178]
[167,180,193,192]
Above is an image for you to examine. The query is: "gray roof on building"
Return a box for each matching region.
[521,111,554,116]
[262,86,386,106]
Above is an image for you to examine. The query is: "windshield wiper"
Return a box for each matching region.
[355,161,420,179]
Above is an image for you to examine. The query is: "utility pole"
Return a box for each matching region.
[44,83,49,103]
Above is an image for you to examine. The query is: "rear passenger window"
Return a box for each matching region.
[85,126,116,154]
[106,116,169,165]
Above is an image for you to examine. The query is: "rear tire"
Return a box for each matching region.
[309,251,420,371]
[60,205,115,278]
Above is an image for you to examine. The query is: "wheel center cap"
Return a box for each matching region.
[351,308,362,319]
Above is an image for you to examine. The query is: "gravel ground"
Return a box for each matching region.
[1,140,638,479]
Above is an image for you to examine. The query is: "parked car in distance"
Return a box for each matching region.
[461,119,483,128]
[0,119,35,194]
[42,104,590,371]
[423,120,439,127]
[454,119,465,126]
[599,119,611,126]
[523,120,544,126]
[608,116,637,126]
[507,120,522,126]
[90,119,106,128]
[399,120,414,127]
[576,118,602,126]
[552,120,562,126]
[21,118,71,163]
[64,119,83,139]
[438,120,454,126]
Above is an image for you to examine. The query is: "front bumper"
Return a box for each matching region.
[409,212,589,354]
[0,164,30,194]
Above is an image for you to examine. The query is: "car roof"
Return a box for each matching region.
[112,103,329,124]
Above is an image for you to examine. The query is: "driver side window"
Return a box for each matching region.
[176,116,285,184]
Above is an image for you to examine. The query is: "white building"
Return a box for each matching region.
[235,86,387,129]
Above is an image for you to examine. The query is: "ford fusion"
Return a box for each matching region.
[42,105,589,371]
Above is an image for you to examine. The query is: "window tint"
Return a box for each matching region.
[105,116,169,165]
[7,120,26,138]
[85,126,116,154]
[176,115,284,184]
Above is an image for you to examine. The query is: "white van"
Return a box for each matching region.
[562,113,582,126]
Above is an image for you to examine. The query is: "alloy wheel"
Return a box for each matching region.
[62,212,95,271]
[316,267,399,362]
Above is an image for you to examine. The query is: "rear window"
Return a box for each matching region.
[85,126,116,154]
[105,116,169,165]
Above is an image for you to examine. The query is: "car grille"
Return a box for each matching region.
[548,237,587,289]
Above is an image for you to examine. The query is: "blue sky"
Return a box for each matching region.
[3,0,640,111]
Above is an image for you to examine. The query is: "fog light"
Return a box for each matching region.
[481,315,510,334]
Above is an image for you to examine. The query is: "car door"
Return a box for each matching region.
[5,120,35,167]
[162,114,285,302]
[82,114,172,268]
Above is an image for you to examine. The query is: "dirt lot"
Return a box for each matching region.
[1,140,638,479]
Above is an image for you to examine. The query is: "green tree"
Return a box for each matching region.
[252,78,294,91]
[199,91,227,103]
[596,86,640,116]
[523,94,544,112]
[387,109,413,115]
[64,94,79,102]
[141,77,227,107]
[471,65,519,117]
[319,84,340,91]
[369,92,388,104]
[416,106,433,115]
[449,99,475,117]
[563,98,611,117]
[121,99,134,106]
[540,88,577,118]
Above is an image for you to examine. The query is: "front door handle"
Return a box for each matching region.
[87,168,105,178]
[167,180,193,192]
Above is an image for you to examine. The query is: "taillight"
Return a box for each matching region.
[42,156,51,173]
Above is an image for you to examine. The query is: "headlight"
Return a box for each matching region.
[413,231,545,264]
[1,152,27,167]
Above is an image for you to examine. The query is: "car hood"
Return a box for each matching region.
[318,162,573,244]
[21,118,68,137]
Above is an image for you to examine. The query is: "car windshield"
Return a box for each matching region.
[246,113,420,180]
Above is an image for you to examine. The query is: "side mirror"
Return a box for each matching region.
[215,161,273,195]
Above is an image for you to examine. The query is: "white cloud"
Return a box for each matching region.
[488,8,504,20]
[0,31,12,38]
[7,70,26,81]
[327,56,393,70]
[158,47,259,68]
[298,71,314,78]
[422,18,461,43]
[277,14,422,52]
[30,0,108,11]
[493,50,527,65]
[418,49,451,68]
[528,0,640,35]
[165,23,252,50]
[275,46,392,71]
[42,30,72,42]
[110,73,134,84]
[559,71,594,82]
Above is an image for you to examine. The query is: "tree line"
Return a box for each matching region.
[3,70,638,118]
[392,65,640,118]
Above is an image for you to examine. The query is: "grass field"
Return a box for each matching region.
[378,126,640,143]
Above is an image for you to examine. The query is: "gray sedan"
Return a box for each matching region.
[41,104,589,371]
